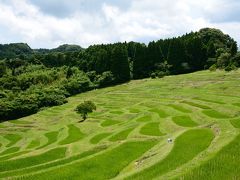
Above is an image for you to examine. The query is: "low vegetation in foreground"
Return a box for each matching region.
[0,70,240,179]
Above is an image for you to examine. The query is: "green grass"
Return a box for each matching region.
[129,108,141,113]
[230,118,240,128]
[0,147,20,156]
[23,141,156,180]
[232,103,240,107]
[168,104,192,113]
[59,124,84,145]
[0,151,30,161]
[136,115,151,122]
[127,129,214,179]
[101,119,120,127]
[27,139,41,149]
[90,133,112,144]
[0,124,5,128]
[202,109,230,119]
[37,131,59,149]
[110,110,123,115]
[0,146,107,178]
[181,101,211,109]
[4,134,22,147]
[149,108,169,118]
[139,122,165,136]
[0,70,240,179]
[0,147,67,172]
[194,97,225,104]
[10,120,30,125]
[109,128,135,142]
[180,134,240,180]
[172,116,198,127]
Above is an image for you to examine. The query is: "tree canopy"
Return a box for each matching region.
[75,101,96,122]
[0,28,239,121]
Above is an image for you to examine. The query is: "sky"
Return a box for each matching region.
[0,0,239,49]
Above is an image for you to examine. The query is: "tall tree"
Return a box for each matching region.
[185,35,208,71]
[167,38,188,74]
[111,45,130,83]
[0,61,7,77]
[132,44,148,79]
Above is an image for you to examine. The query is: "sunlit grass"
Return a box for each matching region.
[172,116,198,127]
[5,134,22,147]
[149,108,169,118]
[168,104,192,113]
[27,139,40,149]
[90,133,112,144]
[0,147,67,172]
[23,141,156,180]
[139,122,165,136]
[101,120,120,127]
[0,147,20,156]
[181,101,211,109]
[127,129,214,179]
[0,146,107,178]
[136,115,151,122]
[0,70,240,179]
[180,134,240,180]
[59,124,84,145]
[202,110,230,119]
[37,131,59,149]
[230,118,240,128]
[109,128,135,142]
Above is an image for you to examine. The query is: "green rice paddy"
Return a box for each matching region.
[0,70,240,179]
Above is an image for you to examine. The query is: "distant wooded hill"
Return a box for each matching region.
[0,28,239,121]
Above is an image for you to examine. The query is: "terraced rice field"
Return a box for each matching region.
[0,70,240,179]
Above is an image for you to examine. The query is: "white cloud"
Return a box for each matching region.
[0,0,239,48]
[0,0,110,48]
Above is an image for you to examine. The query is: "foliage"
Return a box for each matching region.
[0,27,238,121]
[97,71,115,87]
[209,64,217,71]
[0,43,33,59]
[0,61,7,77]
[75,101,96,121]
[0,66,92,120]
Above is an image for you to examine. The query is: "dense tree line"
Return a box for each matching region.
[0,28,239,121]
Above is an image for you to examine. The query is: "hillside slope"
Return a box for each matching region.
[0,70,240,179]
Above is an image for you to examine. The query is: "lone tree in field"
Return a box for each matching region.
[75,101,96,122]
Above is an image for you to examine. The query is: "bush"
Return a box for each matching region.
[150,72,157,79]
[97,71,115,87]
[33,87,67,107]
[230,52,240,67]
[0,95,39,120]
[156,71,166,78]
[225,64,237,72]
[75,101,96,121]
[216,52,231,69]
[64,77,92,95]
[86,71,97,82]
[209,64,217,71]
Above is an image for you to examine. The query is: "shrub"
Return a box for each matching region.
[225,64,237,72]
[150,72,156,79]
[75,101,96,122]
[209,64,217,71]
[97,71,115,87]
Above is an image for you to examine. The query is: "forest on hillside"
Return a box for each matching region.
[0,28,239,121]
